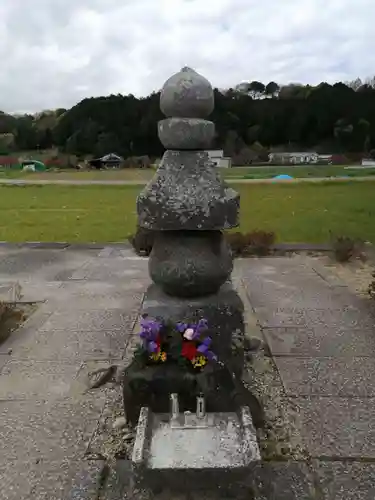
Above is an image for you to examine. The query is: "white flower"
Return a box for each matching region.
[183,328,195,340]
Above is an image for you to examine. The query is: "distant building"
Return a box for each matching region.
[269,152,319,164]
[89,153,123,169]
[318,154,333,164]
[206,150,232,168]
[362,158,375,166]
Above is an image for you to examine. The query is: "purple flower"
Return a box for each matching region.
[197,319,208,333]
[139,317,162,341]
[201,336,212,347]
[176,322,188,333]
[206,350,218,361]
[177,318,208,340]
[197,335,217,361]
[197,343,217,361]
[147,341,159,353]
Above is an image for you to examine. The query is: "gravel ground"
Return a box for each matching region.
[312,254,374,298]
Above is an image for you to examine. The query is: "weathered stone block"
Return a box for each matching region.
[149,231,233,297]
[122,361,250,426]
[158,118,215,150]
[137,150,239,230]
[141,282,244,369]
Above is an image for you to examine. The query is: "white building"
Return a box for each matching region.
[206,150,232,168]
[269,152,319,164]
[361,159,375,166]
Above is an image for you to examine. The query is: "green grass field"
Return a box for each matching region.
[0,182,374,243]
[1,165,375,181]
[225,165,375,179]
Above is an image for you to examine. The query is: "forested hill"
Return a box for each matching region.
[1,78,375,160]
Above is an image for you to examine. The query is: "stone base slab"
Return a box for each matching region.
[131,406,260,491]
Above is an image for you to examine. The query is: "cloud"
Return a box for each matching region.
[1,0,375,112]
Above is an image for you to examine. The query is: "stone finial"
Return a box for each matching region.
[158,67,216,150]
[137,67,240,296]
[160,67,214,119]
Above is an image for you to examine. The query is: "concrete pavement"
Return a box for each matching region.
[0,247,374,498]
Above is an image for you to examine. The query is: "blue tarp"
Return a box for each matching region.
[273,174,294,180]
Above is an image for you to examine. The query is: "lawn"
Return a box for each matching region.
[225,165,375,179]
[0,168,155,182]
[0,182,374,243]
[2,165,375,182]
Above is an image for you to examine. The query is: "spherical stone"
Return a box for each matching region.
[148,231,233,298]
[160,67,214,119]
[158,118,215,150]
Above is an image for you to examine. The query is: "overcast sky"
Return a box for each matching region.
[1,0,374,113]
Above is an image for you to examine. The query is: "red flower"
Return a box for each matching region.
[155,335,161,349]
[181,342,198,361]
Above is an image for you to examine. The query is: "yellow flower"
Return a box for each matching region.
[150,352,159,361]
[150,350,167,362]
[192,355,207,368]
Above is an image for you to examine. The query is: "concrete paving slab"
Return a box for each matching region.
[241,270,351,303]
[0,282,15,301]
[21,280,147,313]
[255,306,374,329]
[43,291,145,313]
[0,460,37,500]
[97,246,136,258]
[315,460,375,500]
[6,281,63,303]
[69,258,149,281]
[0,360,83,400]
[0,247,99,281]
[0,354,10,369]
[10,327,132,361]
[0,395,105,463]
[29,460,105,500]
[0,309,53,354]
[59,279,148,295]
[0,249,64,275]
[251,461,316,500]
[263,326,375,357]
[1,459,105,500]
[245,285,357,309]
[295,397,375,458]
[37,308,138,332]
[311,262,351,288]
[275,357,375,397]
[234,256,320,275]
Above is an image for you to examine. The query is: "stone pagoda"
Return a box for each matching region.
[137,66,244,373]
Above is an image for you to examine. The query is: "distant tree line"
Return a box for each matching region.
[1,77,375,163]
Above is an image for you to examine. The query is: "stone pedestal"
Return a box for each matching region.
[142,282,244,369]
